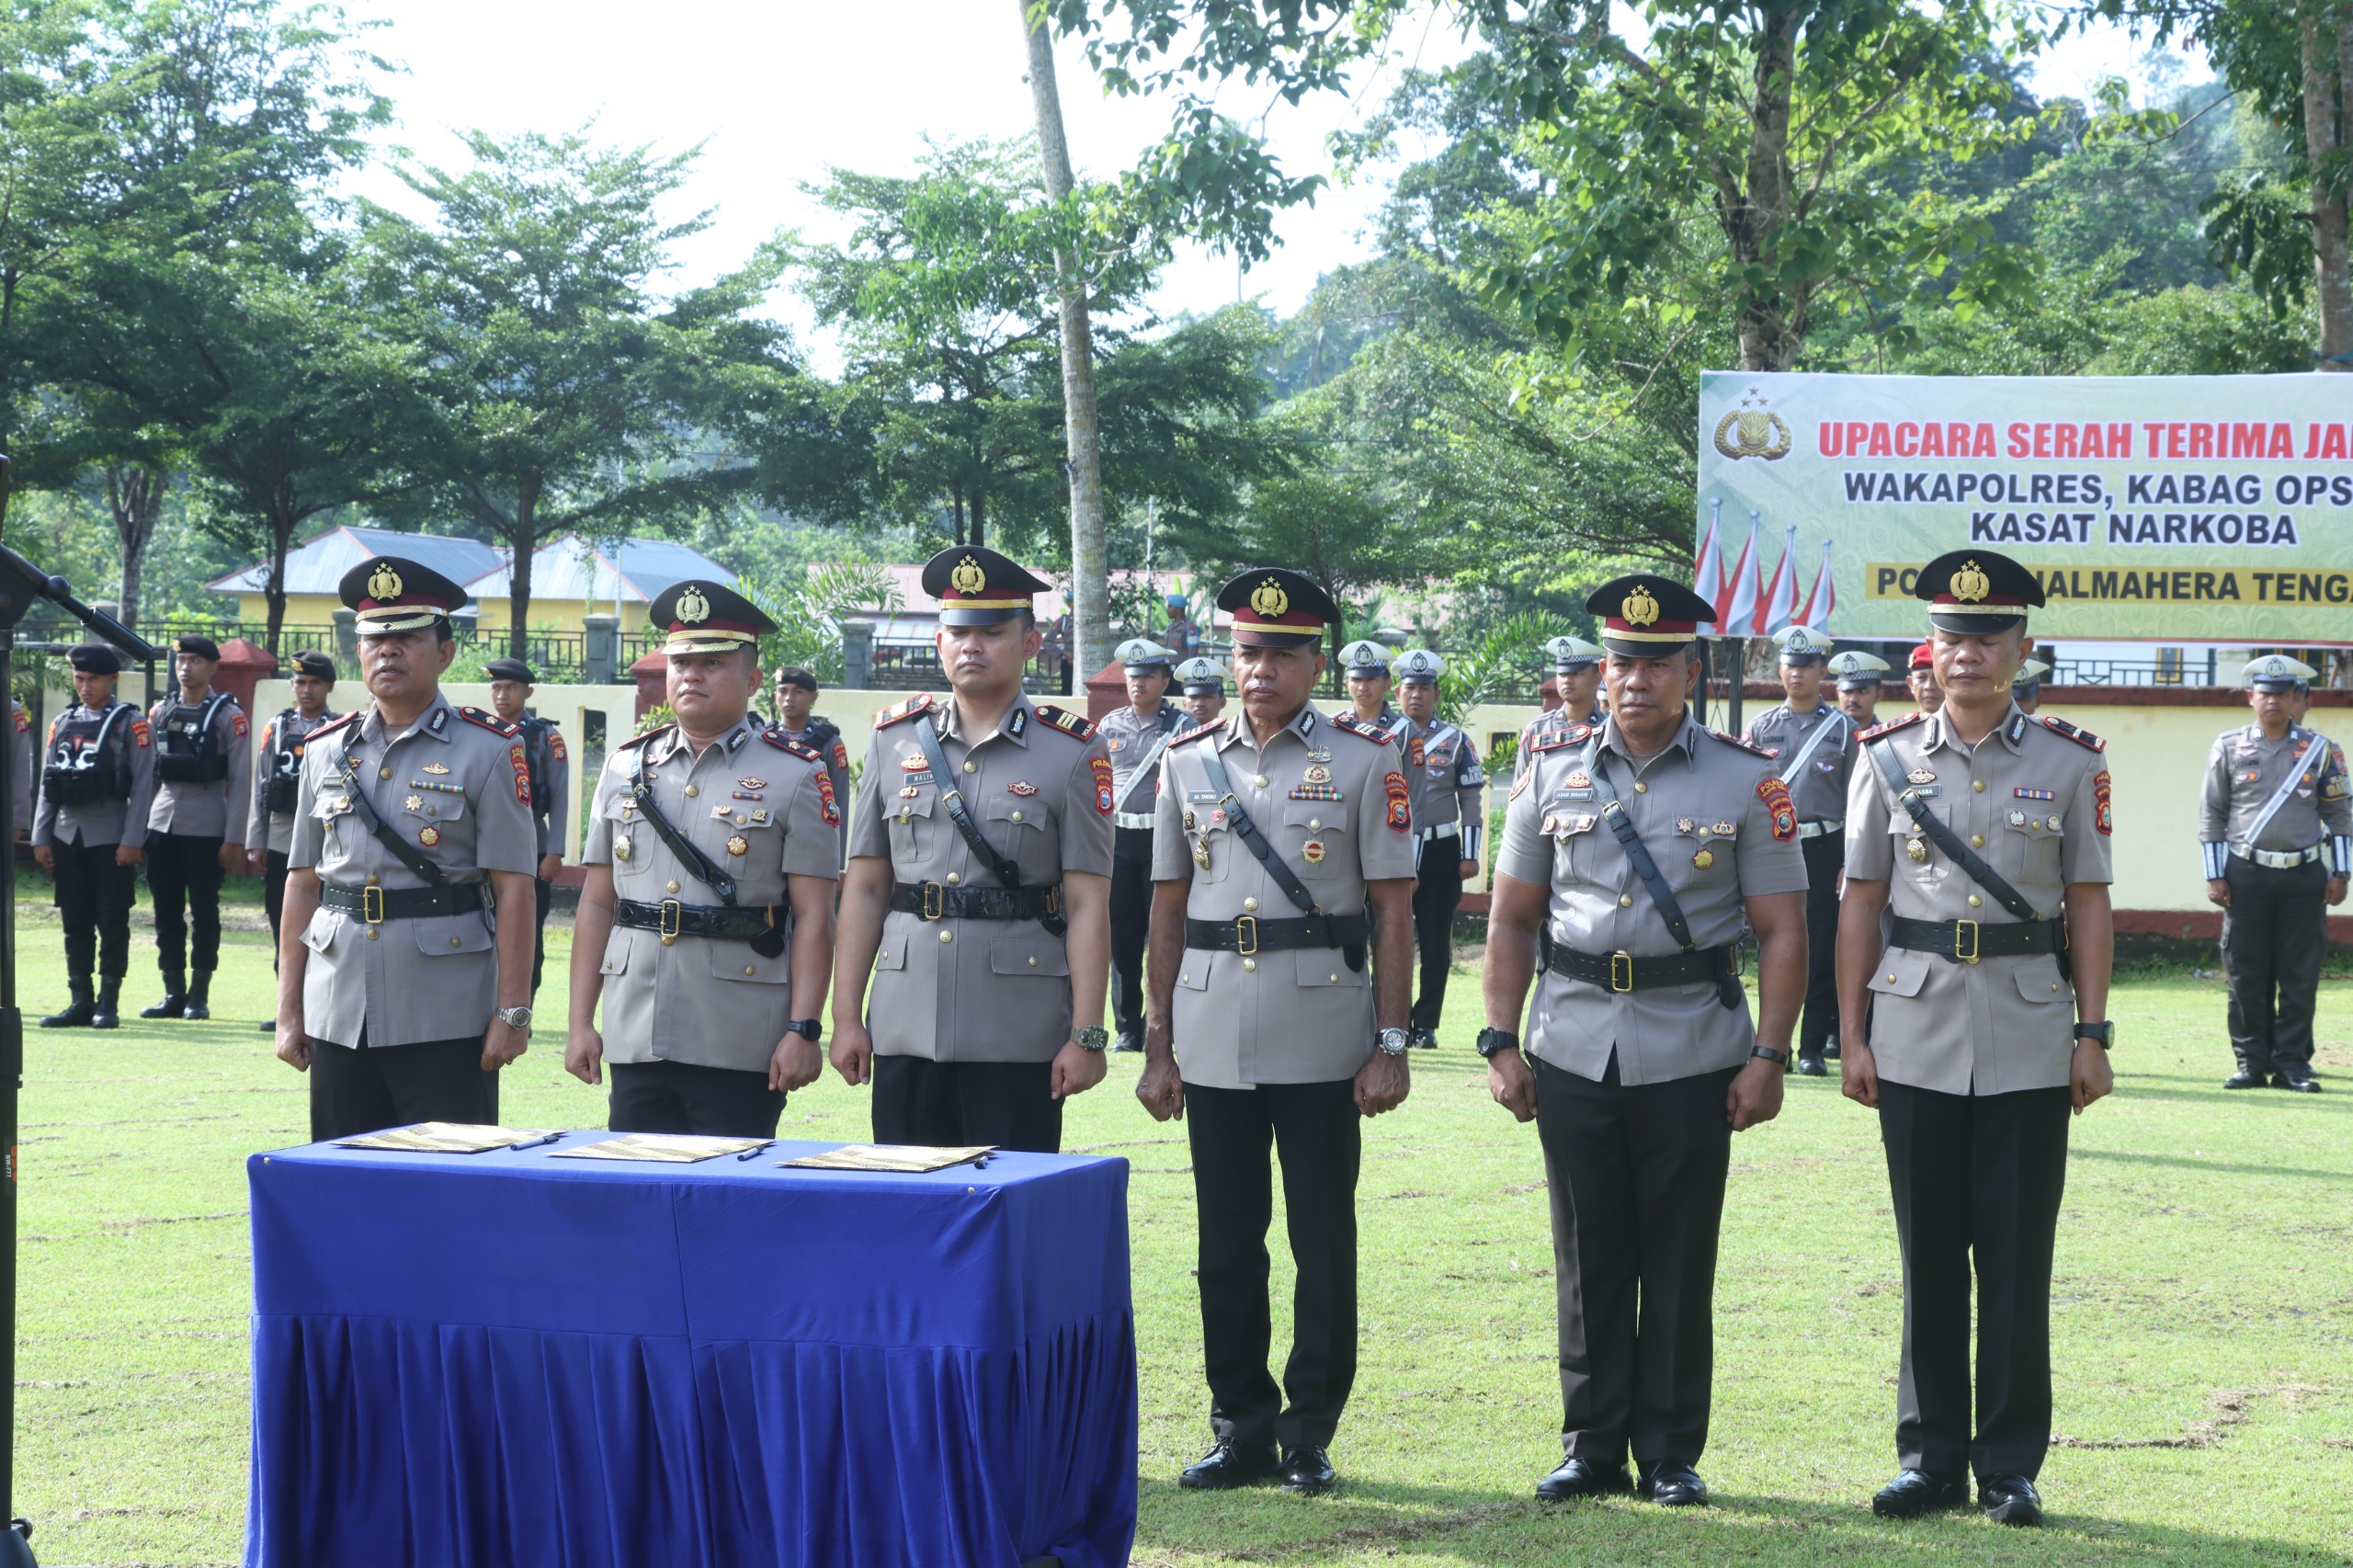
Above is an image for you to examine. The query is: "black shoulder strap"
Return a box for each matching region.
[335,751,445,884]
[1196,740,1319,915]
[913,713,1065,937]
[631,739,739,904]
[1582,737,1697,951]
[1864,737,2040,920]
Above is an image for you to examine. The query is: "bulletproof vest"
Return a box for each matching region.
[154,691,233,784]
[42,704,134,806]
[264,709,336,813]
[522,716,553,813]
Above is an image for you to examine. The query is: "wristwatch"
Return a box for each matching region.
[2074,1021,2114,1051]
[1475,1027,1520,1060]
[1375,1027,1410,1057]
[784,1017,821,1042]
[495,1005,533,1033]
[1748,1044,1790,1070]
[1072,1025,1109,1053]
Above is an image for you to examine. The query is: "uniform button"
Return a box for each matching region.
[1243,958,1256,971]
[449,937,461,948]
[666,880,680,893]
[1309,818,1321,831]
[1619,894,1633,907]
[1028,956,1038,967]
[684,784,699,798]
[1329,973,1339,983]
[946,872,961,886]
[366,874,381,886]
[1968,894,1982,907]
[939,929,953,943]
[1181,973,1190,984]
[1633,781,1647,793]
[1244,897,1258,912]
[1010,811,1023,823]
[1253,774,1269,788]
[1885,972,1896,983]
[378,767,392,779]
[366,927,379,941]
[2051,983,2060,992]
[1971,834,1984,847]
[1972,780,1984,792]
[745,966,756,976]
[963,760,978,774]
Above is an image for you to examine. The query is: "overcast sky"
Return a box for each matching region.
[344,2,2195,362]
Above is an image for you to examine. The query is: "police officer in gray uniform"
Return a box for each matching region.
[1830,650,1891,729]
[1394,649,1483,1048]
[1744,625,1854,1074]
[247,651,341,1015]
[485,657,569,994]
[1838,549,2116,1529]
[1140,566,1418,1498]
[770,665,851,864]
[1337,641,1404,738]
[830,545,1115,1153]
[1176,656,1229,727]
[2011,659,2052,716]
[142,633,252,1020]
[34,643,156,1029]
[273,557,542,1141]
[568,581,841,1135]
[1480,573,1806,1509]
[1518,635,1605,778]
[2200,654,2349,1093]
[1101,638,1186,1052]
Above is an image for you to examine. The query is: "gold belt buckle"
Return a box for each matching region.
[659,898,683,945]
[360,884,385,925]
[921,881,944,921]
[1955,919,1979,963]
[1609,950,1634,993]
[1235,915,1258,957]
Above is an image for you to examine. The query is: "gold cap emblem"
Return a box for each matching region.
[1622,585,1661,627]
[1249,576,1290,618]
[949,554,987,596]
[1950,560,1990,602]
[367,562,404,601]
[676,585,710,624]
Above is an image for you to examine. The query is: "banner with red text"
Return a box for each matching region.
[1696,371,2353,642]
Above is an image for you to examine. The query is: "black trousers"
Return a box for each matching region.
[531,875,553,994]
[870,1055,1062,1153]
[1110,828,1154,1039]
[1409,838,1463,1033]
[2221,857,2327,1074]
[309,1034,499,1143]
[1878,1079,2070,1482]
[1185,1078,1360,1454]
[52,835,139,983]
[263,848,290,971]
[144,830,224,980]
[1536,1053,1736,1468]
[1799,832,1844,1053]
[609,1058,785,1138]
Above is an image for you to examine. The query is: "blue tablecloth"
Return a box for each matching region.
[245,1137,1136,1568]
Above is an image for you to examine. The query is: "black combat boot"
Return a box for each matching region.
[92,980,122,1030]
[183,971,213,1021]
[40,983,95,1029]
[141,971,187,1020]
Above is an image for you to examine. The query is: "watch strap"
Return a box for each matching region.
[1748,1044,1790,1068]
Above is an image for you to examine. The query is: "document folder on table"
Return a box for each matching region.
[333,1122,559,1153]
[780,1143,996,1173]
[552,1134,769,1163]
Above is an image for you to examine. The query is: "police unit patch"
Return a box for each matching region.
[814,769,840,828]
[2093,768,2113,835]
[1758,776,1797,841]
[1384,770,1412,833]
[509,743,531,804]
[1090,755,1115,815]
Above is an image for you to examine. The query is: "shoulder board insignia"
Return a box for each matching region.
[305,711,363,744]
[872,693,937,730]
[1031,703,1096,741]
[1529,723,1594,755]
[1170,721,1222,748]
[759,729,824,763]
[459,705,520,737]
[1859,710,1931,744]
[1330,712,1398,742]
[615,723,674,752]
[2036,713,2107,753]
[1707,728,1773,758]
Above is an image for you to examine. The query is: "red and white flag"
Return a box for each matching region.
[1754,522,1800,635]
[1715,512,1758,635]
[1692,500,1723,633]
[1796,539,1836,632]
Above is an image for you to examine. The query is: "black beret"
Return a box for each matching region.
[290,650,337,685]
[483,657,536,684]
[67,642,121,675]
[772,666,819,693]
[175,633,221,660]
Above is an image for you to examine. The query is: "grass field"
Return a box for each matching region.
[6,897,2351,1567]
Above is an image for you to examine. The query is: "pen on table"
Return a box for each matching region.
[507,1132,564,1151]
[735,1142,775,1162]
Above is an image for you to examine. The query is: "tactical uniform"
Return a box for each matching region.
[1102,641,1185,1052]
[143,676,252,1017]
[1745,635,1855,1071]
[10,699,29,835]
[2199,664,2350,1091]
[34,649,157,1028]
[1395,669,1483,1046]
[768,700,850,866]
[518,710,569,990]
[249,690,342,969]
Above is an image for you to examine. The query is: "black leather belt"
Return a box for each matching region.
[1889,915,2064,963]
[615,898,783,944]
[1186,912,1370,954]
[1546,940,1737,993]
[891,881,1062,921]
[319,880,486,923]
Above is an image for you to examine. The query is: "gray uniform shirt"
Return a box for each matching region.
[146,692,253,844]
[290,694,540,1050]
[1517,703,1604,780]
[584,720,840,1072]
[1498,713,1810,1085]
[847,692,1114,1064]
[1403,717,1484,845]
[1152,705,1419,1089]
[1743,702,1855,824]
[247,709,341,856]
[1099,699,1185,830]
[1845,706,2115,1096]
[2197,723,2352,851]
[32,701,157,850]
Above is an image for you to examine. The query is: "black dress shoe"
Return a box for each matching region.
[2223,1066,2267,1089]
[182,1001,210,1021]
[1278,1445,1336,1495]
[1980,1473,2043,1527]
[1534,1456,1632,1500]
[1796,1049,1826,1075]
[1637,1463,1706,1506]
[1179,1440,1277,1490]
[1871,1468,1970,1517]
[140,994,186,1020]
[2275,1066,2322,1093]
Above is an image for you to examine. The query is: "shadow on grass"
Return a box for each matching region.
[2071,1146,2353,1184]
[1134,1478,2348,1564]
